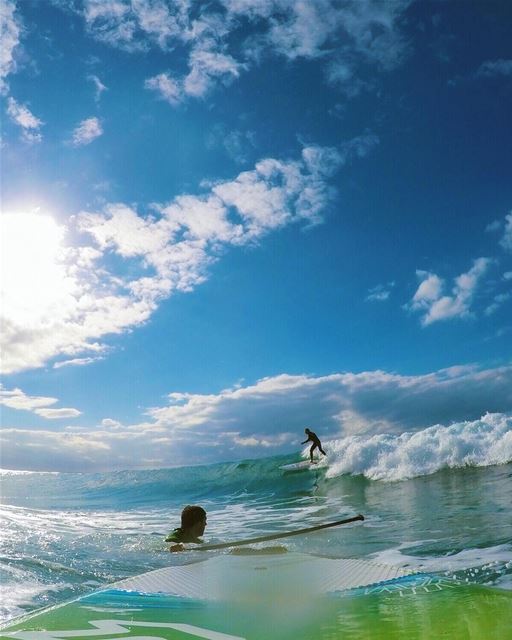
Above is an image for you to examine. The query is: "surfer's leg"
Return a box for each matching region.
[319,446,326,456]
[310,444,317,461]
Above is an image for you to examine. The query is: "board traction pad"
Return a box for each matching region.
[110,553,414,599]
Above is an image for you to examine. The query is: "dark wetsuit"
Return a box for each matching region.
[165,528,203,544]
[302,431,326,461]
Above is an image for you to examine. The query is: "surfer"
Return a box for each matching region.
[301,428,326,463]
[166,505,207,552]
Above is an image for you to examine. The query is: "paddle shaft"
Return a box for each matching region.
[196,514,365,551]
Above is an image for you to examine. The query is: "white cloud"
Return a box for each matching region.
[2,364,512,471]
[76,0,413,104]
[367,290,389,302]
[500,212,512,252]
[408,258,491,326]
[77,203,172,257]
[337,133,380,162]
[1,428,114,472]
[0,384,80,419]
[71,116,103,146]
[410,270,442,303]
[34,407,82,419]
[82,0,142,52]
[476,59,512,78]
[145,72,181,105]
[80,144,344,274]
[184,48,243,98]
[146,365,512,441]
[262,1,337,60]
[53,356,104,369]
[494,326,512,339]
[366,281,394,302]
[206,124,257,164]
[82,0,191,51]
[101,418,122,428]
[132,0,189,48]
[146,49,245,104]
[1,144,352,374]
[87,74,108,102]
[326,60,373,97]
[6,97,44,143]
[408,211,512,326]
[485,219,502,233]
[233,0,411,70]
[485,293,511,316]
[452,58,512,87]
[0,0,22,94]
[233,433,293,447]
[0,385,57,411]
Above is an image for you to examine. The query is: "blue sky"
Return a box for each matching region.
[1,0,511,471]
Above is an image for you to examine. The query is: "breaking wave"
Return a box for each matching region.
[325,412,512,481]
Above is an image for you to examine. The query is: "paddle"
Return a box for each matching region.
[194,514,365,551]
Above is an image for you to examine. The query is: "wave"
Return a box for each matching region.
[324,412,512,481]
[0,455,306,510]
[2,413,511,508]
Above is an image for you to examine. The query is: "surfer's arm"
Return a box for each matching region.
[301,439,310,444]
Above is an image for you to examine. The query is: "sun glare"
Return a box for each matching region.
[1,212,75,324]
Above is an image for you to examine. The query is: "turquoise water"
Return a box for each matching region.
[1,448,511,625]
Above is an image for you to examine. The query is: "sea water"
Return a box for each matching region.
[1,415,511,637]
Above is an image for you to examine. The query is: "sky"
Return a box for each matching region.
[1,0,511,472]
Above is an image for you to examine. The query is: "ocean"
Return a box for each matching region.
[1,414,511,638]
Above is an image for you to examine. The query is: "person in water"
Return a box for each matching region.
[301,428,326,463]
[166,505,207,552]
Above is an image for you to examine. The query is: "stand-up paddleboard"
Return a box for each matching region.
[0,553,430,640]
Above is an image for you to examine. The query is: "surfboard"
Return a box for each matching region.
[279,460,320,471]
[0,553,432,640]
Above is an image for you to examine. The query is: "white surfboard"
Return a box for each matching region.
[279,460,321,471]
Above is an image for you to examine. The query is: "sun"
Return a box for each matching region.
[0,211,75,326]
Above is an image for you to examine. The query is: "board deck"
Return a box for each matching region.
[111,553,414,599]
[0,553,430,640]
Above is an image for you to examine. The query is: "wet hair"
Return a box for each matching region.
[181,505,207,529]
[305,428,310,433]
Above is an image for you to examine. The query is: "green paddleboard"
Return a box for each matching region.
[1,552,510,640]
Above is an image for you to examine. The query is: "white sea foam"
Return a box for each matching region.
[0,569,54,621]
[370,541,512,590]
[324,412,512,481]
[371,541,512,573]
[0,469,58,476]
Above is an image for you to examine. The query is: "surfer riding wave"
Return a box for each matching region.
[301,428,326,463]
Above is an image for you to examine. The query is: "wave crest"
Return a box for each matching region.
[325,412,512,481]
